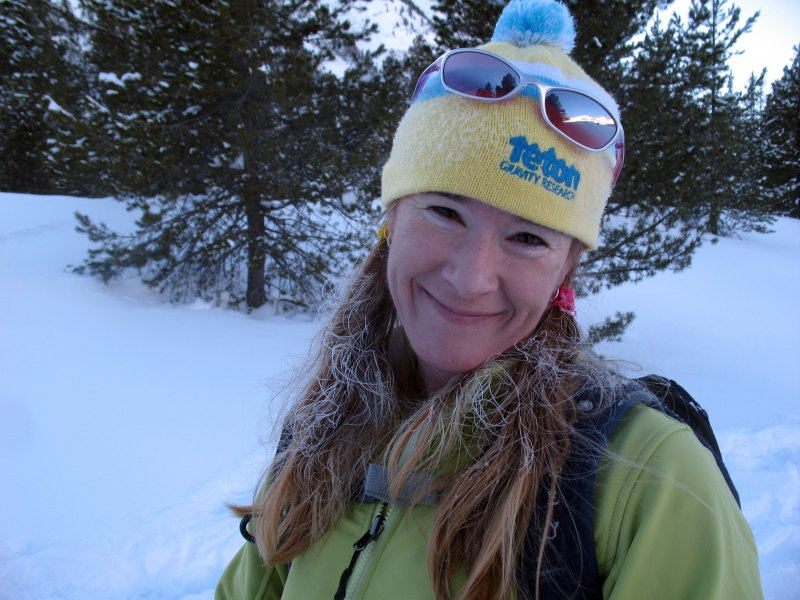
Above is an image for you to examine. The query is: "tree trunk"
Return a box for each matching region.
[244,184,268,308]
[707,203,722,235]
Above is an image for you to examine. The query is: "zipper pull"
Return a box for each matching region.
[355,515,385,550]
[333,512,387,600]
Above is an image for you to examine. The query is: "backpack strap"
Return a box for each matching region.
[636,375,740,506]
[519,386,646,600]
[239,423,294,544]
[522,378,739,600]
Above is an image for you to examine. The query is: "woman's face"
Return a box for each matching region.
[387,193,580,394]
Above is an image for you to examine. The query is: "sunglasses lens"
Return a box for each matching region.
[442,52,519,99]
[544,89,618,150]
[411,58,442,103]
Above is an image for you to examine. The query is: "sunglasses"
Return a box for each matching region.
[412,48,625,186]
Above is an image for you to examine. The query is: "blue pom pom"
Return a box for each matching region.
[491,0,576,53]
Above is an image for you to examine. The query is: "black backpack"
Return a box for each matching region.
[523,376,739,600]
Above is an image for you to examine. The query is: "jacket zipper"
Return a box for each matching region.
[333,502,394,600]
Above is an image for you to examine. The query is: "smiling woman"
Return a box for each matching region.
[387,193,580,392]
[215,1,763,599]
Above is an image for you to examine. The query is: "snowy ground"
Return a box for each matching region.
[0,193,798,600]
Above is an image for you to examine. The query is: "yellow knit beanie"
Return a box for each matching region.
[380,0,622,249]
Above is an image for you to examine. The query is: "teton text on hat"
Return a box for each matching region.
[499,136,581,200]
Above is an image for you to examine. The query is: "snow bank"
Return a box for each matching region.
[721,423,800,599]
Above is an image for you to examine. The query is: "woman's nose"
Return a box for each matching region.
[440,238,501,299]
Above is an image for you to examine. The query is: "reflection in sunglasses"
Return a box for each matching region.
[470,72,517,99]
[561,115,616,126]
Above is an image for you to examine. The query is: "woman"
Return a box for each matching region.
[216,1,762,598]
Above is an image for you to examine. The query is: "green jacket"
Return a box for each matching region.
[215,405,763,600]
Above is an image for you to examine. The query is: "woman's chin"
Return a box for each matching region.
[416,351,493,388]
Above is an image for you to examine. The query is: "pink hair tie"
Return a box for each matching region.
[549,285,576,317]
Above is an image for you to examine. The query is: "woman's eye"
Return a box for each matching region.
[429,205,461,222]
[513,232,546,247]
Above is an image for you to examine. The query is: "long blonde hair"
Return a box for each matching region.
[235,237,621,600]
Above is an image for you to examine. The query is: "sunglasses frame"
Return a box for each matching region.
[413,48,625,184]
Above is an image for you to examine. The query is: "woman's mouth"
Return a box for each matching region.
[421,287,502,324]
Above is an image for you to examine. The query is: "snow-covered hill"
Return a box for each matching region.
[1,192,798,599]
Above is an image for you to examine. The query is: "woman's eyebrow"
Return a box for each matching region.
[511,217,561,236]
[434,192,473,204]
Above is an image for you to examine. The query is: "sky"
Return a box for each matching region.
[661,0,799,90]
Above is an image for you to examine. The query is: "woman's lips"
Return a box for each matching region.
[421,287,502,324]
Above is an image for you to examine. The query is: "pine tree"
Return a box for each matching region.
[430,0,503,49]
[725,70,775,229]
[585,0,774,296]
[0,0,84,193]
[583,13,698,292]
[565,0,669,92]
[679,0,769,236]
[763,46,800,218]
[338,35,438,205]
[65,0,383,310]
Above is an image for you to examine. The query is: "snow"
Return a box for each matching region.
[582,221,800,430]
[98,72,126,88]
[357,0,436,55]
[322,0,436,76]
[44,96,74,119]
[98,72,142,87]
[1,192,798,599]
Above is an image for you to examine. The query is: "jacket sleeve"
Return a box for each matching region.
[593,405,763,600]
[215,535,288,600]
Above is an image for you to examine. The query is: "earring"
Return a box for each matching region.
[377,221,390,245]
